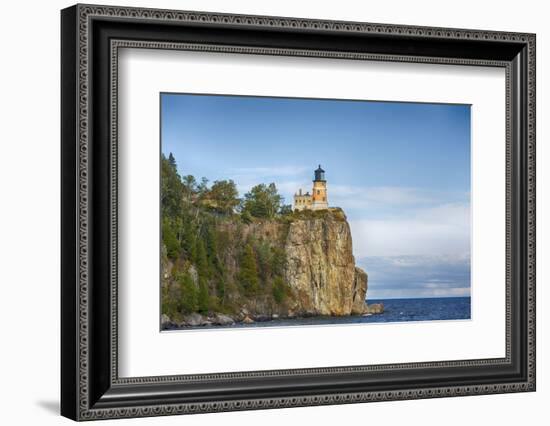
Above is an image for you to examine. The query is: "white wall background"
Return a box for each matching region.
[0,0,546,424]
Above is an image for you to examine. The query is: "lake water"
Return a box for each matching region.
[170,297,471,330]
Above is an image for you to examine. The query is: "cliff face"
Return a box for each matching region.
[162,207,368,324]
[284,208,367,316]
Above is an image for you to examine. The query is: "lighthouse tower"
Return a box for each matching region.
[311,165,328,210]
[293,165,330,211]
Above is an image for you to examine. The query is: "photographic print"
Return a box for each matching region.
[160,93,471,330]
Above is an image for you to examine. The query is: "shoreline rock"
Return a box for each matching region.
[162,306,387,330]
[161,313,178,329]
[242,316,254,324]
[364,303,384,315]
[212,313,235,326]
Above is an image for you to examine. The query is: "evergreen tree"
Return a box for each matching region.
[197,177,209,200]
[279,204,293,215]
[197,278,210,314]
[205,225,220,270]
[238,243,260,295]
[162,219,180,260]
[168,152,177,169]
[161,284,178,319]
[177,271,198,313]
[240,209,253,224]
[207,180,240,214]
[272,276,288,304]
[181,219,197,262]
[196,238,209,280]
[256,241,272,286]
[181,174,197,202]
[241,183,283,218]
[215,276,226,304]
[271,246,286,277]
[161,154,183,218]
[204,224,226,301]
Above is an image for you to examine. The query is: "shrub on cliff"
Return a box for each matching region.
[272,276,290,304]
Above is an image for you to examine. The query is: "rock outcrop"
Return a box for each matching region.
[352,267,369,315]
[284,208,367,316]
[365,303,384,315]
[161,207,373,326]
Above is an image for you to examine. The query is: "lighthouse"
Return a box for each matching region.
[293,165,329,211]
[311,165,328,210]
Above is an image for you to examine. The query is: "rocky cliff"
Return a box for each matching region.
[162,207,370,326]
[284,208,368,316]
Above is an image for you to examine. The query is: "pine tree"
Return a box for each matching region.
[241,183,283,219]
[161,154,183,218]
[196,238,209,280]
[197,278,210,314]
[256,241,272,286]
[178,271,198,313]
[181,219,197,262]
[162,219,180,260]
[205,225,225,301]
[272,276,289,304]
[168,152,177,169]
[207,180,240,214]
[238,243,260,295]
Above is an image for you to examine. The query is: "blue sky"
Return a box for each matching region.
[161,93,471,299]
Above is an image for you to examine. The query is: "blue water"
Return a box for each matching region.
[363,297,471,323]
[173,297,471,330]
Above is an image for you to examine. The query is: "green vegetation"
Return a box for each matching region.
[177,271,198,314]
[241,183,282,219]
[238,244,260,295]
[272,276,291,304]
[160,152,294,319]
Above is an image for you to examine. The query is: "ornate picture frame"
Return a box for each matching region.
[61,4,535,421]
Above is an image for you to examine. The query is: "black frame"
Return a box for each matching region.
[61,4,536,421]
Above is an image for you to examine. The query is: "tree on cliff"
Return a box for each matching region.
[181,218,197,262]
[181,174,197,202]
[272,276,290,304]
[238,243,260,295]
[205,179,240,214]
[205,224,225,301]
[241,183,283,219]
[197,278,210,314]
[177,271,198,313]
[196,239,209,280]
[161,153,183,219]
[279,204,293,215]
[162,218,180,260]
[197,177,209,201]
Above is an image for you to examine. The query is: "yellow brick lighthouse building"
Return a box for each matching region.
[293,165,329,211]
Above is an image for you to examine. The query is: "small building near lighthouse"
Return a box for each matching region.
[293,165,329,211]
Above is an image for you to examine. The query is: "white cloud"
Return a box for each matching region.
[368,287,470,299]
[329,185,440,209]
[357,254,471,299]
[350,202,470,257]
